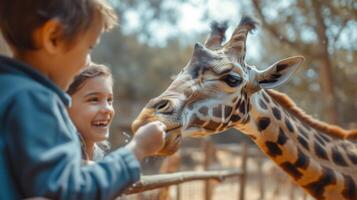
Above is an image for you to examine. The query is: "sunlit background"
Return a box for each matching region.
[0,0,356,199]
[88,0,357,149]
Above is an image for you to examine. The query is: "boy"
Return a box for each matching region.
[0,0,166,199]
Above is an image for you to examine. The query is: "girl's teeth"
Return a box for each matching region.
[93,121,108,126]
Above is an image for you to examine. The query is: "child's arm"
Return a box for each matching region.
[4,87,164,200]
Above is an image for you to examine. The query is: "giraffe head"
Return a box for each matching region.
[132,16,304,155]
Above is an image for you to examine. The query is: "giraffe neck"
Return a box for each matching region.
[234,90,357,200]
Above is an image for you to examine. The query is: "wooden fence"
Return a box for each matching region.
[118,139,311,200]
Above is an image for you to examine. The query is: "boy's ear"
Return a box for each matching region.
[33,19,64,54]
[256,56,304,89]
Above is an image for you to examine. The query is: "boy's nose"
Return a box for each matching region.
[85,55,92,67]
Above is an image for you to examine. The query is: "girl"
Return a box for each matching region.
[67,62,114,164]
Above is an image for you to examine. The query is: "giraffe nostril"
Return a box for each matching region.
[155,99,173,114]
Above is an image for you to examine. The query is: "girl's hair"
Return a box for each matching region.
[67,62,112,95]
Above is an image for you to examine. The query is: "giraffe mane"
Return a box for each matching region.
[266,89,357,140]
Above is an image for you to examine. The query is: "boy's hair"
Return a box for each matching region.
[0,0,117,51]
[67,62,112,95]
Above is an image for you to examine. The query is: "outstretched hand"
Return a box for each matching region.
[126,121,166,160]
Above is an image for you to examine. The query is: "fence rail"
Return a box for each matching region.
[124,169,242,194]
[119,140,311,200]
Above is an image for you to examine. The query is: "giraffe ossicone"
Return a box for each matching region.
[132,16,357,199]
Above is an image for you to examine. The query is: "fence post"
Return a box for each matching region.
[203,138,214,200]
[136,193,143,200]
[289,183,296,200]
[257,158,265,200]
[238,143,248,200]
[176,184,181,200]
[157,153,181,200]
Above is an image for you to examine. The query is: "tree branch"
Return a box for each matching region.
[332,19,349,47]
[251,0,317,58]
[123,169,242,194]
[251,0,297,48]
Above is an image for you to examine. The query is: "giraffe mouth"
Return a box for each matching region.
[156,126,182,156]
[166,126,182,143]
[182,126,217,138]
[167,126,181,133]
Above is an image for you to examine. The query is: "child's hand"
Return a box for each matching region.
[126,121,166,160]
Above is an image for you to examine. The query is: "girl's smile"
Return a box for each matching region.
[69,75,115,144]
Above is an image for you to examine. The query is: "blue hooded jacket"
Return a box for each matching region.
[0,55,140,200]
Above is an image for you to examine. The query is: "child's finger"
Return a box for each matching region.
[159,123,167,131]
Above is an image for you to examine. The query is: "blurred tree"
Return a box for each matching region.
[92,28,192,100]
[91,0,356,148]
[251,0,356,125]
[110,0,187,44]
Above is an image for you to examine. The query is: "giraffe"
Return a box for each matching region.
[131,16,357,200]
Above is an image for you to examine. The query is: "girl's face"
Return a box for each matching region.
[68,76,115,144]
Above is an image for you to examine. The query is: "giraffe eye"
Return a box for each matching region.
[221,74,242,87]
[154,99,173,114]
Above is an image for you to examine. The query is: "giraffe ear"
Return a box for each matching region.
[257,56,304,89]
